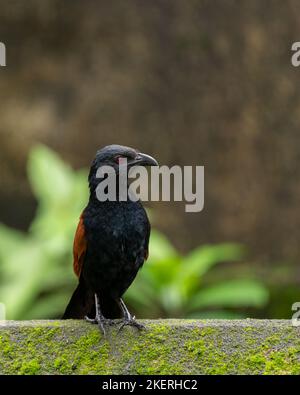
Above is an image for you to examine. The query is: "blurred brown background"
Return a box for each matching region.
[0,0,300,314]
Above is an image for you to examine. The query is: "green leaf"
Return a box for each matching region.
[188,280,269,312]
[0,241,46,319]
[144,257,181,288]
[0,223,25,261]
[160,284,185,314]
[148,230,178,262]
[23,292,73,319]
[182,243,246,278]
[27,144,75,205]
[172,243,246,299]
[125,279,157,311]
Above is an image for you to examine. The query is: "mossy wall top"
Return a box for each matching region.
[0,319,299,375]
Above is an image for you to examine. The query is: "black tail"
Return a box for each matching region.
[62,281,95,319]
[63,282,122,319]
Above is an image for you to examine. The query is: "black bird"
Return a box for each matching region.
[63,145,158,334]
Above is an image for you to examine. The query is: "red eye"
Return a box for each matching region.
[115,155,125,164]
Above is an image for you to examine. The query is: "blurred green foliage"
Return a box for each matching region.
[0,145,88,319]
[126,237,269,318]
[0,145,269,319]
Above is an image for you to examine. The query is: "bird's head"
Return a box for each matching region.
[88,144,158,195]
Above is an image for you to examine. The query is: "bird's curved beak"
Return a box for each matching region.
[131,152,158,167]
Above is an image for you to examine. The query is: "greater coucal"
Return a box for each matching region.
[63,145,158,334]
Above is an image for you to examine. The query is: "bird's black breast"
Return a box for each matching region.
[82,200,150,298]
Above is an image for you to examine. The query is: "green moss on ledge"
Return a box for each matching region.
[0,319,299,374]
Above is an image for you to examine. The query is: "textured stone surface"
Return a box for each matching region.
[0,319,299,374]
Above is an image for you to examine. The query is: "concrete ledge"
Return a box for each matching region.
[0,319,299,374]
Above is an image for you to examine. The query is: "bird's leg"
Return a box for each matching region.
[85,294,115,335]
[118,298,145,331]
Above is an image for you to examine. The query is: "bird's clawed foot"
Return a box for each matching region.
[85,315,116,335]
[118,315,145,332]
